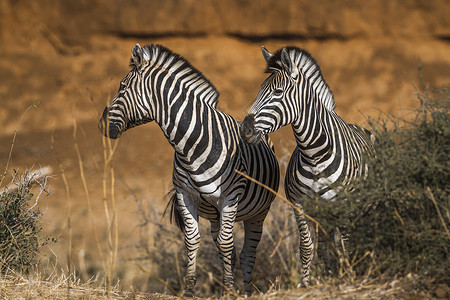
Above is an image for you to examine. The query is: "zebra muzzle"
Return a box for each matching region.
[98,107,122,139]
[240,114,261,145]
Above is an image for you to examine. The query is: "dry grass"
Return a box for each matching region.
[1,273,445,299]
[2,84,448,298]
[250,275,439,300]
[0,273,176,300]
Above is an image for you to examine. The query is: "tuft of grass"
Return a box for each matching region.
[0,168,56,275]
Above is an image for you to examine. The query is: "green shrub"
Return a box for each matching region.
[0,169,55,275]
[306,86,449,283]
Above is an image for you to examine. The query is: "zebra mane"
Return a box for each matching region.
[266,46,336,111]
[133,44,220,108]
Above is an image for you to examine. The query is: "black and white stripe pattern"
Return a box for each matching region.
[241,46,374,287]
[99,44,280,295]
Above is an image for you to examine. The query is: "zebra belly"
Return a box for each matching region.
[172,138,279,222]
[182,185,274,222]
[285,148,340,201]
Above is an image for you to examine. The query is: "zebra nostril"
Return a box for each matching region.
[98,107,121,139]
[240,114,261,144]
[240,116,254,139]
[243,125,253,138]
[108,125,120,139]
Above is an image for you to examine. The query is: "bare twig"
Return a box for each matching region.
[1,166,52,196]
[269,213,289,258]
[234,169,336,250]
[1,102,40,188]
[51,129,73,298]
[135,263,178,296]
[427,186,449,238]
[72,118,106,270]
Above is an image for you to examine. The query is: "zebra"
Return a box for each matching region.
[240,46,374,287]
[98,43,280,296]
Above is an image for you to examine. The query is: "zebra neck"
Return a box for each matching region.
[157,98,206,157]
[292,100,336,163]
[157,97,238,169]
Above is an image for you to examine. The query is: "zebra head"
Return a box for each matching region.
[241,46,301,145]
[99,43,153,139]
[242,46,336,145]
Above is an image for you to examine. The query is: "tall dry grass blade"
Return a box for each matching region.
[1,102,39,188]
[100,127,119,297]
[174,249,182,291]
[336,228,355,282]
[72,118,106,273]
[269,212,288,258]
[265,229,290,274]
[110,167,118,282]
[350,251,371,270]
[252,281,263,294]
[196,263,240,298]
[135,263,178,296]
[234,169,337,252]
[50,130,73,298]
[427,187,449,239]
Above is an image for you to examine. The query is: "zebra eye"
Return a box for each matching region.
[273,89,283,97]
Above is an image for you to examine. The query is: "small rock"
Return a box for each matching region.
[434,286,448,299]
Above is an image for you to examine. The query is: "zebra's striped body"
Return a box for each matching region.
[99,44,280,295]
[240,46,374,287]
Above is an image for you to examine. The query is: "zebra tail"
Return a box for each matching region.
[163,188,185,233]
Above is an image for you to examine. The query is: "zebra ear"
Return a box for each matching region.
[281,48,299,79]
[261,46,274,64]
[131,43,144,69]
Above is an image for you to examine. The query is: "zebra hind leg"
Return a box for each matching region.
[239,215,266,296]
[293,202,314,288]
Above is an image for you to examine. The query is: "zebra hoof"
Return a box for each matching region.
[183,291,194,298]
[297,280,310,288]
[184,275,196,297]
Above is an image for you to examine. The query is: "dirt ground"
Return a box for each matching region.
[0,0,449,295]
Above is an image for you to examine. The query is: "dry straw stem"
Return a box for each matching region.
[250,275,430,300]
[73,115,120,297]
[269,212,289,258]
[195,263,241,298]
[99,126,119,296]
[0,273,176,300]
[98,94,120,291]
[0,166,52,195]
[234,169,367,283]
[0,273,431,300]
[102,129,120,290]
[72,118,105,268]
[134,263,179,296]
[427,186,450,239]
[51,129,73,295]
[234,170,336,251]
[1,102,40,188]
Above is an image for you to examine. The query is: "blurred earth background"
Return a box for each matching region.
[0,0,449,296]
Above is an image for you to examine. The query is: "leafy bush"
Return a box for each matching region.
[0,169,55,275]
[306,86,449,283]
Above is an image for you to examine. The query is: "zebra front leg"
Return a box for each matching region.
[217,202,238,292]
[293,202,314,288]
[177,193,201,297]
[211,220,237,274]
[240,213,267,296]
